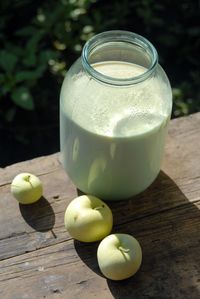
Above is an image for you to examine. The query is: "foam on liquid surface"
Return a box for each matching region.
[61,61,171,137]
[93,61,146,79]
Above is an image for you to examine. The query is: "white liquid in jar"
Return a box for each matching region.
[60,61,172,199]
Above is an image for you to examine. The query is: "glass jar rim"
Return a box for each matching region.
[82,30,158,86]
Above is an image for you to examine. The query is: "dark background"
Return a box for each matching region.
[0,0,199,167]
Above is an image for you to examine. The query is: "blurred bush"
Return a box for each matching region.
[0,0,95,124]
[0,0,199,164]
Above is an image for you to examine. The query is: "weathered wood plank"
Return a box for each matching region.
[0,198,199,299]
[163,113,200,180]
[0,167,200,261]
[0,153,61,185]
[0,113,200,299]
[0,168,76,260]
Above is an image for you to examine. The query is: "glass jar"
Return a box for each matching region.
[60,30,172,200]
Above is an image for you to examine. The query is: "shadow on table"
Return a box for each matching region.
[74,240,104,278]
[75,171,200,299]
[107,171,200,299]
[19,196,55,232]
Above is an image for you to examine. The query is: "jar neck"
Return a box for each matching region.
[81,30,158,86]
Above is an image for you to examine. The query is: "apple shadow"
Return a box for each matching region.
[75,171,200,298]
[74,240,104,277]
[19,196,55,232]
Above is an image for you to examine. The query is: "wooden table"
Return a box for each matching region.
[0,113,200,299]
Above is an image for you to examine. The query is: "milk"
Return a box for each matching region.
[60,61,172,200]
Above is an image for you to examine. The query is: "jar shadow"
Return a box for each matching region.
[76,171,200,298]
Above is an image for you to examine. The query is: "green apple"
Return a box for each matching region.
[11,173,43,204]
[97,233,142,280]
[64,195,113,242]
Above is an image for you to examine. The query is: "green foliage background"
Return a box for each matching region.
[0,0,199,165]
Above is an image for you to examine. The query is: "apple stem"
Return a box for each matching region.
[118,246,130,253]
[24,175,33,187]
[93,205,104,210]
[24,175,30,182]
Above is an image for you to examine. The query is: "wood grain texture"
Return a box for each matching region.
[0,113,200,299]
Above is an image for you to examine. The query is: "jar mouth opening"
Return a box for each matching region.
[82,30,158,86]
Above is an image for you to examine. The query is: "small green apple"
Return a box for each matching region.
[64,195,113,242]
[11,173,43,204]
[97,233,142,280]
